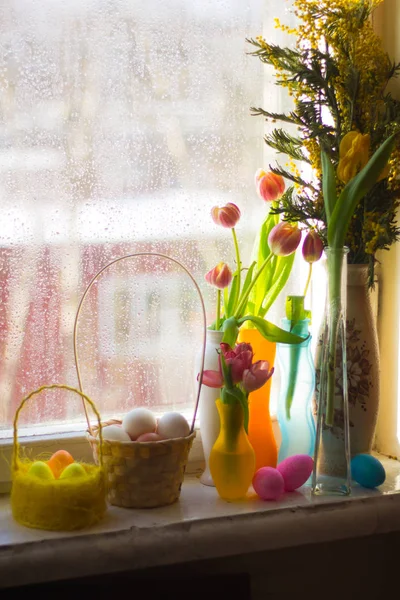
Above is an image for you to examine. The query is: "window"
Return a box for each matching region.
[2,0,398,464]
[1,0,282,436]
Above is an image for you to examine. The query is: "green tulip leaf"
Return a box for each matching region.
[238,315,307,344]
[240,261,257,301]
[321,151,337,222]
[221,316,239,347]
[224,272,239,318]
[259,253,295,318]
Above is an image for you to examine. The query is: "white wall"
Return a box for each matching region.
[373,0,400,457]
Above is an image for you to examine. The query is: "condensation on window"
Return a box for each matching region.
[0,0,298,432]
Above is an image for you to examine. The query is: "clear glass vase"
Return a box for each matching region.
[277,316,315,462]
[312,247,351,496]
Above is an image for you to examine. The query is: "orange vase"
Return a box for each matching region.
[238,328,277,470]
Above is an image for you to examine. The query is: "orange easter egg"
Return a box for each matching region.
[47,450,74,478]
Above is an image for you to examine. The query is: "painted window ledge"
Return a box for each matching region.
[1,454,400,590]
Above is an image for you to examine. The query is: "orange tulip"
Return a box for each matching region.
[205,262,233,289]
[211,203,241,228]
[268,222,301,257]
[256,170,285,202]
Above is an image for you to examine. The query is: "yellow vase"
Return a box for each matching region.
[238,328,278,470]
[209,399,256,501]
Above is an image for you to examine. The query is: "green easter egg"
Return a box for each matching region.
[28,461,55,480]
[59,462,87,480]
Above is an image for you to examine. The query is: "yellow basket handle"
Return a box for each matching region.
[73,253,207,436]
[13,384,104,471]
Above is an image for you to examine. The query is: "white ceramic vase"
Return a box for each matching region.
[195,329,224,486]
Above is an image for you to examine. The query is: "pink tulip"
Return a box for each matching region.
[256,170,285,203]
[200,369,224,388]
[221,342,253,385]
[302,230,324,264]
[211,203,241,228]
[205,262,233,289]
[268,222,301,257]
[242,360,274,393]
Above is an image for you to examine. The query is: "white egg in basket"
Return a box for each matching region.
[157,412,190,439]
[122,407,157,440]
[101,424,131,442]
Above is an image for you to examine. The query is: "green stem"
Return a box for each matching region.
[231,227,241,314]
[234,253,274,319]
[216,289,221,331]
[325,250,343,427]
[303,263,313,298]
[285,345,301,420]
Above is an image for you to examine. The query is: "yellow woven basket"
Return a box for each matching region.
[11,384,107,531]
[74,253,207,509]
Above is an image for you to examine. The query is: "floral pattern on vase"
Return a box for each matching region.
[314,265,379,455]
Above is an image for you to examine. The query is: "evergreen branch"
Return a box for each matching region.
[246,40,306,76]
[269,187,325,227]
[264,129,311,163]
[250,107,303,126]
[269,165,317,192]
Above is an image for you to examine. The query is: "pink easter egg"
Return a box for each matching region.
[252,467,285,501]
[277,455,314,491]
[136,432,163,442]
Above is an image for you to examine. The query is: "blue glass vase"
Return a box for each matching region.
[277,317,316,462]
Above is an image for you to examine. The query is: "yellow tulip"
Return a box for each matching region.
[337,131,390,184]
[337,131,370,183]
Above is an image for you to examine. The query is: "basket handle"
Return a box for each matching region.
[13,384,104,471]
[73,253,207,436]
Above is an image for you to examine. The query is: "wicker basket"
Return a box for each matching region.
[11,384,107,531]
[89,419,195,508]
[74,253,207,509]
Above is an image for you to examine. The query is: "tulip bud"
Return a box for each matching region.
[205,262,233,289]
[256,170,285,202]
[242,361,274,393]
[302,230,324,264]
[211,203,241,228]
[268,222,301,257]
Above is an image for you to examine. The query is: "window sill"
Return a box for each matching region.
[1,453,400,590]
[0,418,281,493]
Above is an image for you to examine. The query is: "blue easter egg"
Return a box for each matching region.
[350,454,386,489]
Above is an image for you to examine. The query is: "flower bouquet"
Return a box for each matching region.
[205,184,304,348]
[248,0,400,285]
[248,0,399,493]
[202,178,307,473]
[202,340,274,500]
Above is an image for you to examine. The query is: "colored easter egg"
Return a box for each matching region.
[59,463,87,480]
[136,432,163,442]
[252,467,284,501]
[351,454,386,489]
[28,461,55,480]
[47,450,74,478]
[277,455,314,492]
